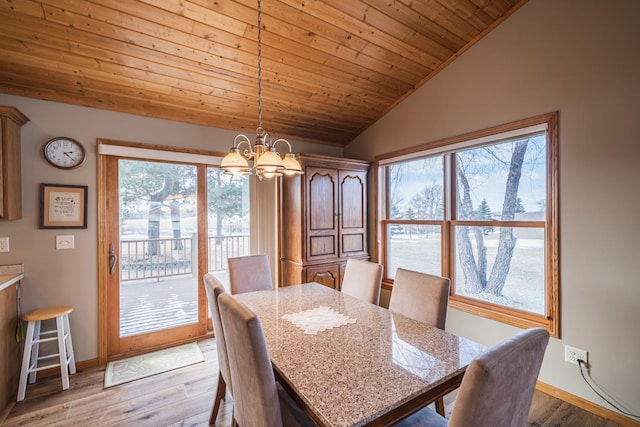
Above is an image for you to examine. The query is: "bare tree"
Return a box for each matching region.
[456,139,530,296]
[207,169,246,243]
[486,140,528,295]
[409,183,443,219]
[119,161,196,255]
[389,163,405,215]
[456,159,488,292]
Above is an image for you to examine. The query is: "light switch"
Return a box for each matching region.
[56,235,75,250]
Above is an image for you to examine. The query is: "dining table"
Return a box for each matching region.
[233,282,485,427]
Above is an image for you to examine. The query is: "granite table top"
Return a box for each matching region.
[233,282,485,427]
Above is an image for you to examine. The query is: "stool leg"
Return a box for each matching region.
[63,313,76,374]
[56,315,70,390]
[17,321,36,402]
[28,320,41,385]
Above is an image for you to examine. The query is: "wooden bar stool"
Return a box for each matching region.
[17,306,76,402]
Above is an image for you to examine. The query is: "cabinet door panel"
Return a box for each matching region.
[309,235,336,257]
[306,167,339,260]
[339,170,367,257]
[342,234,365,254]
[305,264,340,289]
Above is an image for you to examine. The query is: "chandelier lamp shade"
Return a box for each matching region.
[220,0,303,180]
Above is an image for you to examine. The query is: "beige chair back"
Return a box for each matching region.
[228,254,274,294]
[448,327,550,427]
[203,274,232,395]
[388,269,450,329]
[341,258,383,305]
[218,292,283,427]
[203,274,233,424]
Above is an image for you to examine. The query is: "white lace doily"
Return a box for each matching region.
[282,306,357,335]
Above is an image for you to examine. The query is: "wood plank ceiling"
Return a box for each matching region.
[0,0,526,146]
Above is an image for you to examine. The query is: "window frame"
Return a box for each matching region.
[375,112,559,337]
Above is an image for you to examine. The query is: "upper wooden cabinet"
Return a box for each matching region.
[0,106,29,220]
[281,154,370,288]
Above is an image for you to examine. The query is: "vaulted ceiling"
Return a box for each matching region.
[0,0,525,146]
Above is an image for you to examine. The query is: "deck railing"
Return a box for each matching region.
[120,234,249,282]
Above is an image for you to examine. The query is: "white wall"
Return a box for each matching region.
[346,0,640,418]
[0,93,342,362]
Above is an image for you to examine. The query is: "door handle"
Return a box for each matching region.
[109,243,118,275]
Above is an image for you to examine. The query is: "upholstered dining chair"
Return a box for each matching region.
[218,292,316,427]
[389,269,450,328]
[395,327,550,427]
[203,274,233,425]
[340,258,383,305]
[228,254,274,294]
[389,268,450,415]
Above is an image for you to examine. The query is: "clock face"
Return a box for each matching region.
[43,137,86,169]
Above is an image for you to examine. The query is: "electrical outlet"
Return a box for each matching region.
[0,237,9,252]
[56,235,75,250]
[565,345,587,365]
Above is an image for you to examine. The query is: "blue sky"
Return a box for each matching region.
[390,135,546,216]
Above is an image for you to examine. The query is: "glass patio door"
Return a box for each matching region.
[104,157,208,357]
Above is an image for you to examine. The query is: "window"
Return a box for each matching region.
[385,156,444,279]
[377,112,559,336]
[206,168,250,273]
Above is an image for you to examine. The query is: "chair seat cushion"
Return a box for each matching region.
[394,406,449,427]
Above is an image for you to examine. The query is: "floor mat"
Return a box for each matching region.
[104,342,204,388]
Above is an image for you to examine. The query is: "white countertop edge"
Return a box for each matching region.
[0,273,24,292]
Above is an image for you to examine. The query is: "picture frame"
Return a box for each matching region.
[39,183,88,229]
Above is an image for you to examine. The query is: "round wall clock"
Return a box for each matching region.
[43,137,86,170]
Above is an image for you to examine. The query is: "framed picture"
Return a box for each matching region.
[39,183,88,229]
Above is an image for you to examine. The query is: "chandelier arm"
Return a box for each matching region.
[233,134,251,147]
[233,136,255,159]
[272,138,293,153]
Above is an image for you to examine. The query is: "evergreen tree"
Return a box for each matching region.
[405,206,416,238]
[389,205,404,236]
[477,199,495,235]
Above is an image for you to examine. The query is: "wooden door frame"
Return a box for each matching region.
[97,140,224,364]
[97,151,110,365]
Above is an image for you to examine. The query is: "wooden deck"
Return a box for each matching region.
[120,272,228,337]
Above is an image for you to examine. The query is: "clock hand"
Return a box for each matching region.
[64,152,75,160]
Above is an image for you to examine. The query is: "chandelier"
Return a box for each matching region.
[220,0,303,180]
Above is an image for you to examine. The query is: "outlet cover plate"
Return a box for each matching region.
[565,345,587,365]
[56,235,75,250]
[0,237,9,252]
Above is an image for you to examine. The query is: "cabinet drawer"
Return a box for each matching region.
[304,264,341,290]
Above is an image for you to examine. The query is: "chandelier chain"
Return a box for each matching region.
[220,0,303,179]
[257,0,263,129]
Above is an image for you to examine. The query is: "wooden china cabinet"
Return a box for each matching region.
[280,154,370,289]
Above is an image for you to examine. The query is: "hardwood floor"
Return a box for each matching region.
[2,338,624,427]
